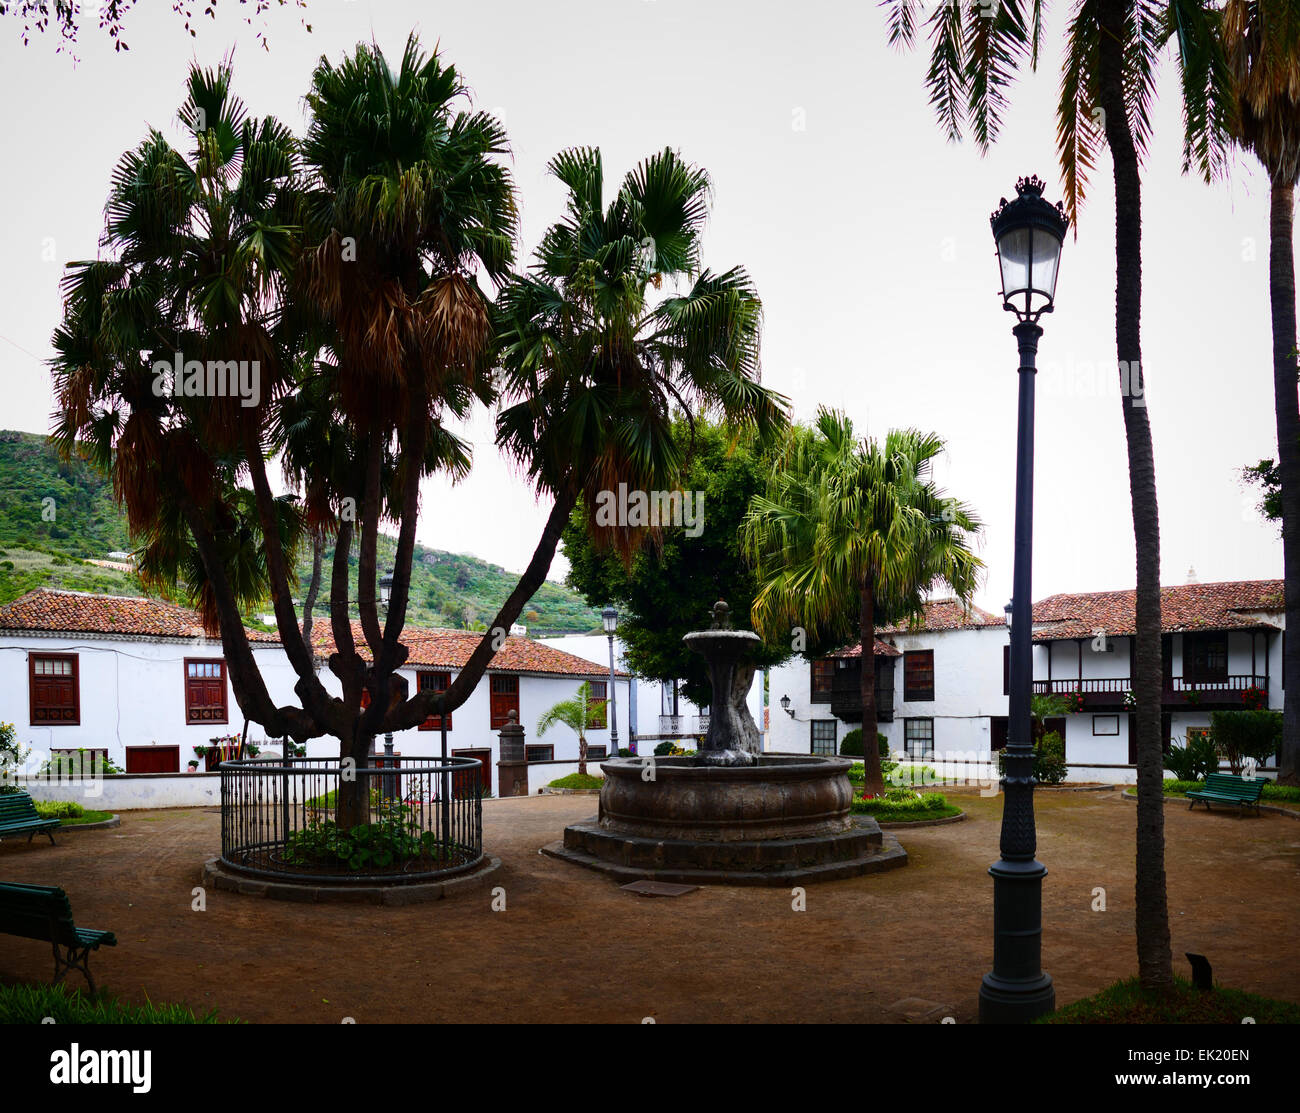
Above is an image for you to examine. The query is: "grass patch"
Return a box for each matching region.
[547,772,604,791]
[1124,780,1300,810]
[59,809,113,825]
[1039,976,1300,1024]
[0,983,235,1023]
[851,789,961,823]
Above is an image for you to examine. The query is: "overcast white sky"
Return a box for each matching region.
[0,0,1284,615]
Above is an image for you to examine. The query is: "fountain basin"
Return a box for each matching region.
[597,754,854,841]
[543,753,908,885]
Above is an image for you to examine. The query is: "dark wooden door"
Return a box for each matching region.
[126,746,180,773]
[452,748,491,799]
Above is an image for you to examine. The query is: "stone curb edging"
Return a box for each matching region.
[55,815,121,832]
[538,787,601,796]
[874,811,967,830]
[200,855,502,904]
[1035,783,1114,792]
[1115,791,1300,821]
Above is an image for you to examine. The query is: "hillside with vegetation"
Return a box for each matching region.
[0,430,600,634]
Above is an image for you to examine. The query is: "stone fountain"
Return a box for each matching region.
[542,601,907,885]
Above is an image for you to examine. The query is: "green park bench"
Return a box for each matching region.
[0,882,117,992]
[0,792,60,844]
[1185,773,1265,816]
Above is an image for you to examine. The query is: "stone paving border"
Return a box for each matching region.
[200,854,502,905]
[54,814,121,832]
[876,811,967,830]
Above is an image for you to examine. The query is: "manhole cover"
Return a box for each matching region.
[620,880,699,898]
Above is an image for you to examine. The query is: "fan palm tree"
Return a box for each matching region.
[743,410,983,796]
[1222,0,1300,784]
[879,0,1233,992]
[494,146,788,558]
[50,58,329,744]
[537,682,608,777]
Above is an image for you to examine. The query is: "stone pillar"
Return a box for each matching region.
[497,710,529,798]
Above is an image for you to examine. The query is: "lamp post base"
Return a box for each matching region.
[978,971,1055,1024]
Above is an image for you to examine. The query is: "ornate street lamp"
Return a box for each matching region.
[378,568,394,608]
[602,606,620,755]
[780,694,794,718]
[980,175,1068,1025]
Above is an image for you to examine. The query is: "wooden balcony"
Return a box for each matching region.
[827,658,896,723]
[1031,675,1268,710]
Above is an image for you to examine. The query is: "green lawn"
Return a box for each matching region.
[0,983,234,1023]
[851,790,961,823]
[60,809,114,825]
[1124,780,1300,811]
[1040,976,1300,1023]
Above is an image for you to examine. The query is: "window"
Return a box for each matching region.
[903,650,934,702]
[810,659,835,703]
[417,671,452,731]
[810,719,837,756]
[184,659,228,724]
[990,716,1008,751]
[587,744,609,760]
[30,653,79,725]
[525,744,554,762]
[587,680,608,729]
[1184,632,1228,683]
[1092,714,1119,737]
[489,674,520,729]
[903,718,934,761]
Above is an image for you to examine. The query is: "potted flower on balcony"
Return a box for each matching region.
[1066,689,1086,714]
[192,745,207,771]
[1242,684,1267,711]
[1122,690,1137,711]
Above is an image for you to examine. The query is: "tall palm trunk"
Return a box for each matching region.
[578,734,589,778]
[1270,181,1300,785]
[1099,0,1173,991]
[858,579,886,796]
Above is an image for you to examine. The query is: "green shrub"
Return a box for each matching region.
[838,729,889,757]
[851,789,959,822]
[33,799,84,819]
[37,748,122,777]
[997,731,1068,785]
[0,720,30,794]
[548,772,603,790]
[654,741,677,756]
[1163,732,1218,781]
[1209,710,1282,775]
[284,800,439,871]
[0,984,232,1024]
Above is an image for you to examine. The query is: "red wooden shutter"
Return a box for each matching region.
[185,659,228,723]
[489,674,519,729]
[418,671,452,731]
[30,654,79,725]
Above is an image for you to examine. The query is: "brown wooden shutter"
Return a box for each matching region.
[30,654,79,725]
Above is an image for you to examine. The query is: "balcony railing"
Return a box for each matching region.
[1030,675,1268,708]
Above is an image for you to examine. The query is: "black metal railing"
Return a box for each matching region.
[219,756,484,884]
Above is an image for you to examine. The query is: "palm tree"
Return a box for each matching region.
[1222,0,1300,785]
[743,410,983,796]
[537,682,608,777]
[493,145,788,569]
[878,0,1234,993]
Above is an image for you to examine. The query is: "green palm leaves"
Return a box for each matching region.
[1224,0,1300,187]
[495,146,787,558]
[744,410,983,647]
[537,681,607,776]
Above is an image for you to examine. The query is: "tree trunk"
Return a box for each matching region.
[578,734,588,778]
[336,727,374,831]
[1270,181,1300,785]
[300,531,324,647]
[1099,0,1173,992]
[858,579,885,796]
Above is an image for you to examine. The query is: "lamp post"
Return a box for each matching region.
[602,606,620,756]
[979,175,1069,1025]
[377,569,394,764]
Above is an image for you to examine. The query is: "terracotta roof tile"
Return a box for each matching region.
[875,598,1006,634]
[312,621,625,678]
[1031,579,1284,641]
[828,638,903,659]
[0,588,277,641]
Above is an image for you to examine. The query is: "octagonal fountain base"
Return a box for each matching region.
[541,754,908,886]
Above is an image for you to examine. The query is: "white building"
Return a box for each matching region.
[0,588,625,804]
[762,581,1286,784]
[766,600,1007,772]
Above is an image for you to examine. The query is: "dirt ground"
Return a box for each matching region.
[1,790,1297,1023]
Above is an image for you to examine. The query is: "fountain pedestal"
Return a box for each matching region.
[542,601,908,885]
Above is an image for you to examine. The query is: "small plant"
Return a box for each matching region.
[32,799,85,819]
[37,749,121,777]
[1163,731,1218,781]
[0,721,30,794]
[1241,684,1268,711]
[997,730,1068,785]
[1209,710,1282,775]
[1122,690,1137,710]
